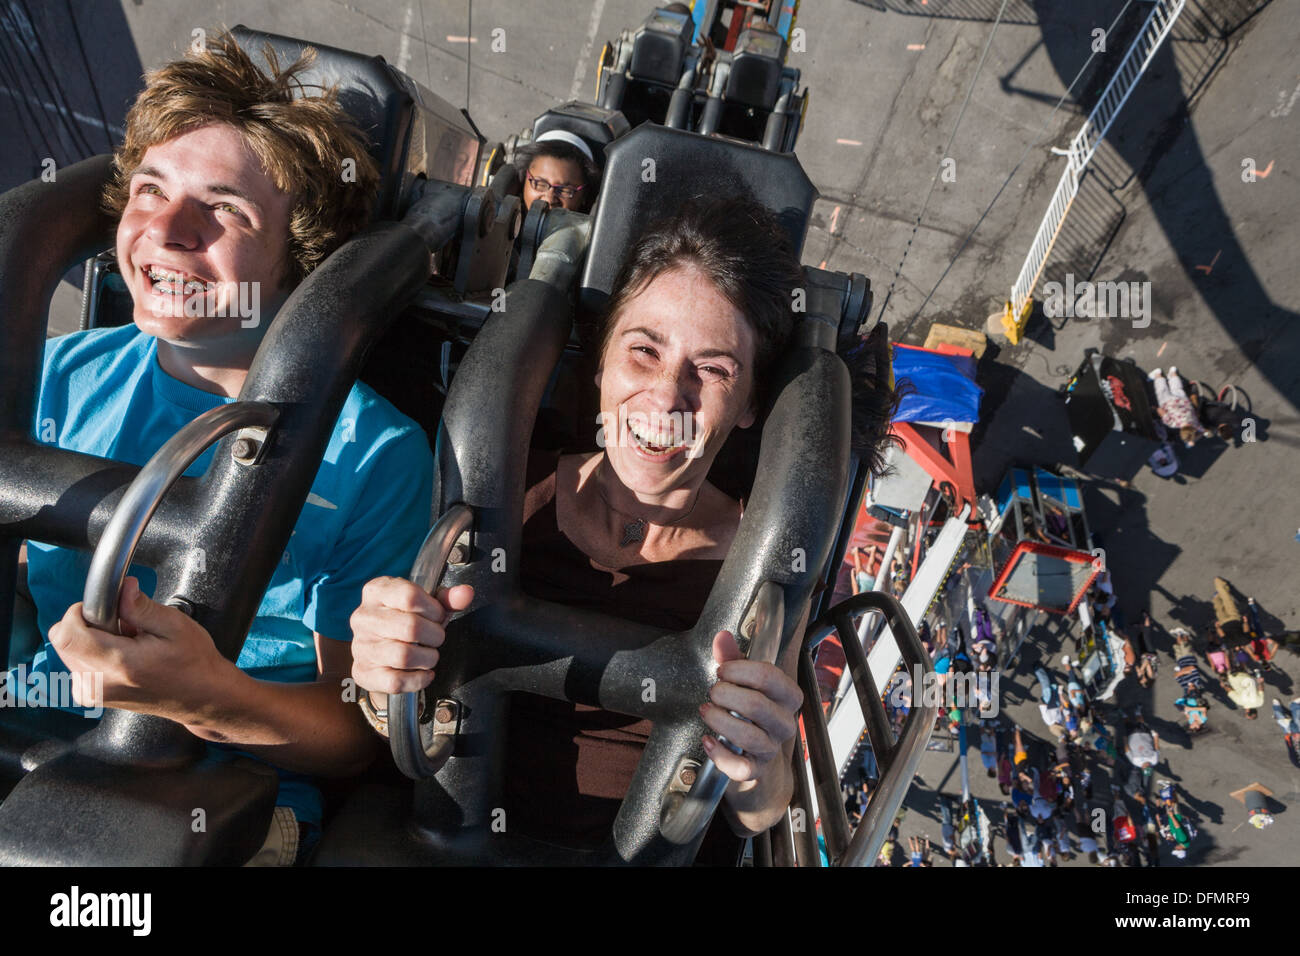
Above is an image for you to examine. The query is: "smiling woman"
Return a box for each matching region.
[350,196,902,859]
[574,197,803,561]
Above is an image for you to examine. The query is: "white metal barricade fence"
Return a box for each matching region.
[1001,0,1186,343]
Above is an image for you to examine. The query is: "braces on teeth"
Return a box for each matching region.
[146,267,215,294]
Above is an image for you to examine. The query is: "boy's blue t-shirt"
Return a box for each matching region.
[14,325,434,826]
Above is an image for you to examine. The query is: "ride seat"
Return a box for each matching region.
[312,120,894,866]
[532,102,631,171]
[698,28,802,149]
[580,123,815,314]
[0,25,485,863]
[599,7,696,130]
[234,25,481,220]
[726,29,785,110]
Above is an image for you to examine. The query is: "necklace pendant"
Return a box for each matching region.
[620,517,647,547]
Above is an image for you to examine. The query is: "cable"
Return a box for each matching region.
[896,0,1138,342]
[419,0,432,89]
[875,0,1012,328]
[0,26,60,163]
[4,3,72,159]
[14,0,95,158]
[19,0,94,157]
[65,0,116,152]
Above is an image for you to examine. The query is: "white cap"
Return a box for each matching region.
[534,129,595,163]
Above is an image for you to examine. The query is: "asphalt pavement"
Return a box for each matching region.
[4,0,1296,866]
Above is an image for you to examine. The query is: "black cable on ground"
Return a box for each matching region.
[65,0,118,152]
[895,0,1138,342]
[876,0,1013,329]
[11,0,95,158]
[0,29,61,164]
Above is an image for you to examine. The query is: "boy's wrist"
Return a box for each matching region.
[177,658,253,740]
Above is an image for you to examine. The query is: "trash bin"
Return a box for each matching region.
[1064,351,1160,481]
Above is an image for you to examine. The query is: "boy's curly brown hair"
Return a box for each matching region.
[103,30,381,285]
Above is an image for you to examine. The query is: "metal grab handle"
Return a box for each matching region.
[389,503,473,780]
[82,402,278,634]
[829,590,936,868]
[659,581,785,845]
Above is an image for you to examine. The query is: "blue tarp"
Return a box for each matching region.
[892,345,983,425]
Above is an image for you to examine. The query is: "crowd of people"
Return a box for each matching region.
[867,568,1291,866]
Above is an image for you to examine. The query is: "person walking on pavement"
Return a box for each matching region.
[1155,780,1195,860]
[1226,663,1266,720]
[1149,368,1208,446]
[1242,596,1280,671]
[1271,698,1300,763]
[1203,626,1230,687]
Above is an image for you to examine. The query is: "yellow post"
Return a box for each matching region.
[1001,297,1034,345]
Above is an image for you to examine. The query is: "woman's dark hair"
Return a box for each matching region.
[592,196,903,475]
[513,140,600,210]
[842,322,903,476]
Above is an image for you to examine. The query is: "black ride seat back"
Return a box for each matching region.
[599,6,696,130]
[532,101,630,171]
[0,29,473,864]
[581,123,814,314]
[232,25,481,220]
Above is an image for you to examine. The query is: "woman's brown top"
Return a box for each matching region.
[503,450,741,862]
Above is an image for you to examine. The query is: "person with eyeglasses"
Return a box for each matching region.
[515,130,599,213]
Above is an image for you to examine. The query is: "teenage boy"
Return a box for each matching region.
[9,33,433,864]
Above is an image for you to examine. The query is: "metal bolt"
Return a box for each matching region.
[434,705,454,725]
[231,437,257,460]
[679,766,697,787]
[448,544,467,565]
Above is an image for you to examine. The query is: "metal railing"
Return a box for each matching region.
[756,589,939,867]
[1002,0,1186,343]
